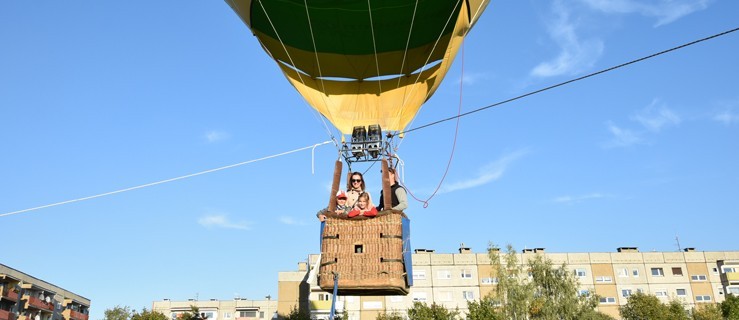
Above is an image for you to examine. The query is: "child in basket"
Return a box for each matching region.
[347,192,378,218]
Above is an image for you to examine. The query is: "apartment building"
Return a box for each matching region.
[276,246,739,320]
[151,298,278,320]
[0,264,90,320]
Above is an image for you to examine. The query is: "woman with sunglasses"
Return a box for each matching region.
[345,171,370,209]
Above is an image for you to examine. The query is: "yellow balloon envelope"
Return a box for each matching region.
[226,0,490,134]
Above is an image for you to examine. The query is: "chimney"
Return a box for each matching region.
[298,261,308,271]
[459,243,471,253]
[617,247,639,253]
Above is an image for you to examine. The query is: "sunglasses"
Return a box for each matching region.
[351,179,362,183]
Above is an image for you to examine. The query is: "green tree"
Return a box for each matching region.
[722,294,739,320]
[619,292,670,320]
[281,305,311,320]
[104,306,133,320]
[465,296,503,320]
[666,300,690,320]
[406,301,459,320]
[470,243,608,320]
[131,309,168,320]
[692,303,723,320]
[376,311,405,320]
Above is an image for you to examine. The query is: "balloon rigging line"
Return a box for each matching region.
[0,141,333,218]
[300,1,341,146]
[401,26,739,135]
[396,0,420,90]
[367,0,384,116]
[397,0,463,130]
[254,0,339,148]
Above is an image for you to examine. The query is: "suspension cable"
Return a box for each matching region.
[402,26,739,135]
[1,141,333,218]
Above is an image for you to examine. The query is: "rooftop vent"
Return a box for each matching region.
[534,248,545,253]
[414,249,435,253]
[684,247,696,252]
[617,247,639,253]
[459,243,471,253]
[298,262,308,271]
[522,249,535,253]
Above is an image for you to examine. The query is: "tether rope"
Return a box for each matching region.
[402,26,739,135]
[401,43,465,208]
[0,141,333,218]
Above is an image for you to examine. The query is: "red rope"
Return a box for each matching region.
[402,42,464,208]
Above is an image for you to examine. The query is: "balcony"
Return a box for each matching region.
[62,310,89,320]
[2,288,19,301]
[725,272,739,284]
[309,300,332,310]
[23,295,54,312]
[0,310,17,320]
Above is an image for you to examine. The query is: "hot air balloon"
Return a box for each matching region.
[226,0,489,298]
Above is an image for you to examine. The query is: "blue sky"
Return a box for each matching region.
[1,0,738,318]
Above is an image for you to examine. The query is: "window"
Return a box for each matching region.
[318,293,330,301]
[595,276,612,283]
[617,268,629,277]
[462,291,475,300]
[676,289,687,296]
[258,312,264,319]
[579,289,590,297]
[599,297,616,304]
[461,269,473,278]
[575,269,587,277]
[389,296,403,303]
[651,268,664,276]
[438,291,453,301]
[238,311,257,318]
[223,313,231,319]
[695,295,712,302]
[672,267,683,276]
[437,270,451,279]
[655,289,668,297]
[728,287,739,295]
[723,266,738,273]
[621,289,633,297]
[712,267,720,275]
[412,292,427,302]
[481,277,498,285]
[633,269,640,277]
[413,270,426,280]
[691,275,707,281]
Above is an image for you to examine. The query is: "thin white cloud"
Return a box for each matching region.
[714,110,739,125]
[531,1,604,78]
[603,121,642,148]
[580,0,711,27]
[205,130,230,143]
[554,193,609,204]
[198,214,250,230]
[459,72,488,85]
[713,100,739,125]
[279,216,307,226]
[632,99,681,132]
[439,148,529,194]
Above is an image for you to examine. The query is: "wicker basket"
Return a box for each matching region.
[318,211,411,295]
